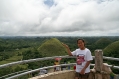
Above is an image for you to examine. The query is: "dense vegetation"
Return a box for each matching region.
[0,36,119,78]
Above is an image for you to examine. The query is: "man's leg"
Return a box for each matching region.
[75,72,80,79]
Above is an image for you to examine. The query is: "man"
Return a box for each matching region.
[63,38,93,79]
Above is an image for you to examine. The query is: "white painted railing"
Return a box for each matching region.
[5,63,119,79]
[0,55,119,79]
[0,55,119,69]
[103,56,119,61]
[0,55,75,68]
[5,63,76,79]
[0,69,32,79]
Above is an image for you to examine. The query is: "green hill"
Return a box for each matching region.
[103,40,119,58]
[38,38,67,57]
[94,38,112,49]
[95,38,112,45]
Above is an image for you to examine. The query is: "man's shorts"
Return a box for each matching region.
[75,72,90,79]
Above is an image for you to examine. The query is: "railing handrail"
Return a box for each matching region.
[0,55,119,69]
[5,63,119,79]
[103,56,119,61]
[0,69,32,79]
[0,55,75,69]
[5,63,76,79]
[0,55,119,79]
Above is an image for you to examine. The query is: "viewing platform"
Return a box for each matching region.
[0,50,119,79]
[30,70,75,79]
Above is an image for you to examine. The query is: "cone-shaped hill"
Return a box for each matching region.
[38,38,67,57]
[103,40,119,57]
[94,38,112,49]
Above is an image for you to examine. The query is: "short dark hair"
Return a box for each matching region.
[77,38,85,46]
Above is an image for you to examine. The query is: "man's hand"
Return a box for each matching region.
[80,68,86,74]
[62,43,72,56]
[62,43,68,48]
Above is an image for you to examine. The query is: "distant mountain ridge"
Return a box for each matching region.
[38,38,67,57]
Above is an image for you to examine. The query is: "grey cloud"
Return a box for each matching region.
[0,0,119,36]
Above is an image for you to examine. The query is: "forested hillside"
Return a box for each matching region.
[103,40,119,73]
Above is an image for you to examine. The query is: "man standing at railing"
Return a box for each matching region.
[63,38,93,79]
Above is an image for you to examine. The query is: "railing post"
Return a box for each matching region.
[95,49,103,79]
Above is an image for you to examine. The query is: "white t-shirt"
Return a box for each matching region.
[71,48,93,73]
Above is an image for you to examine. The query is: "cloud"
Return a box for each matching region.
[0,0,119,36]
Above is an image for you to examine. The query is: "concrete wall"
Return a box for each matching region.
[29,70,118,79]
[29,70,75,79]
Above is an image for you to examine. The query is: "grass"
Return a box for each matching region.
[0,47,32,65]
[0,55,23,65]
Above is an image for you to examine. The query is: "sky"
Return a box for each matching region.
[0,0,119,36]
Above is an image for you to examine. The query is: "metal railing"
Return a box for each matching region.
[5,63,119,79]
[0,55,119,79]
[0,55,75,69]
[0,55,119,69]
[0,69,32,79]
[6,63,76,79]
[103,56,119,61]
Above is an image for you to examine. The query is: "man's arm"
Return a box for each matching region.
[80,61,91,74]
[62,43,72,56]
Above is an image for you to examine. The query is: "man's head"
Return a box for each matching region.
[77,38,85,49]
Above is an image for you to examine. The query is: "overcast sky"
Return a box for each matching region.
[0,0,119,36]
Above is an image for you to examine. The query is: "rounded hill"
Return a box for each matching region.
[38,38,67,57]
[95,38,112,49]
[95,38,112,45]
[103,40,119,57]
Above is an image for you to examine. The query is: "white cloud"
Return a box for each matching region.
[0,0,119,36]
